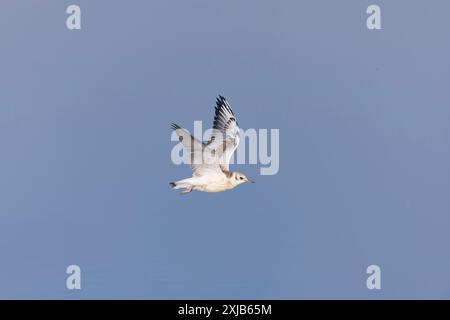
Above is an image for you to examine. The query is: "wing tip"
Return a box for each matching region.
[216,94,227,108]
[212,94,238,130]
[171,123,181,131]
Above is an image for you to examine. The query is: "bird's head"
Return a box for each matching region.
[232,172,255,186]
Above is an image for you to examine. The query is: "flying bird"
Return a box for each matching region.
[170,95,254,194]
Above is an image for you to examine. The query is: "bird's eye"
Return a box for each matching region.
[240,177,244,180]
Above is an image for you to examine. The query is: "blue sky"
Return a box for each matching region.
[0,0,449,299]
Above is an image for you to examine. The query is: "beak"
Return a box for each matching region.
[248,179,255,183]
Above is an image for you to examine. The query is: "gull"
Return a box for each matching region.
[170,95,254,194]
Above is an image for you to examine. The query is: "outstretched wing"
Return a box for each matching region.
[171,123,222,177]
[205,95,240,171]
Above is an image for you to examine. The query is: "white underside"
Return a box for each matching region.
[173,175,235,193]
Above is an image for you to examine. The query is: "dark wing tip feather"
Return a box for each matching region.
[216,95,226,105]
[212,95,238,130]
[171,123,181,131]
[215,95,235,115]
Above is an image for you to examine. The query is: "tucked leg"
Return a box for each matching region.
[180,187,193,195]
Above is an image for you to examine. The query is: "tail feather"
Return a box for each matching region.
[170,180,192,191]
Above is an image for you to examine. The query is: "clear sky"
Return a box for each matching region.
[0,0,449,299]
